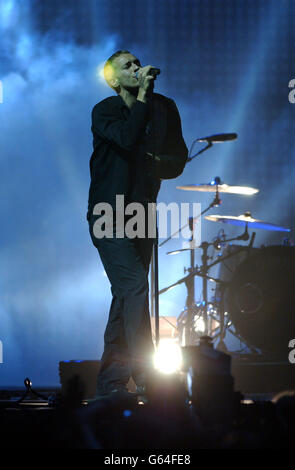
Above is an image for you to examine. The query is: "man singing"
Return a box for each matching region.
[87,50,188,399]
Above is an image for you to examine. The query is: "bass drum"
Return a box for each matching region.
[224,245,295,356]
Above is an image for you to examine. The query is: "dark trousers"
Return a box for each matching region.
[88,213,155,395]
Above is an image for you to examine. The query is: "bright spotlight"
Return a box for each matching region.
[194,315,206,334]
[96,62,115,86]
[153,339,182,374]
[96,63,107,83]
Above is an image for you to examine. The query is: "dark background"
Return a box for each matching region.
[0,0,294,386]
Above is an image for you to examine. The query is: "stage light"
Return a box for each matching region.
[153,339,182,375]
[193,315,206,334]
[96,63,107,84]
[97,61,115,86]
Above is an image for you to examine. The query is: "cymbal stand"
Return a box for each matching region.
[156,186,231,345]
[195,230,261,355]
[183,217,196,345]
[160,227,250,345]
[154,188,222,346]
[159,185,221,249]
[196,225,253,339]
[160,226,255,347]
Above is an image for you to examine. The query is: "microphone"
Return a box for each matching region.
[196,133,237,143]
[135,68,161,79]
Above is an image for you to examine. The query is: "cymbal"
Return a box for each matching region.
[166,248,194,255]
[177,178,259,195]
[205,212,291,232]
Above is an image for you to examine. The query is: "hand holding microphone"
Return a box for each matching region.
[135,67,161,80]
[136,66,161,102]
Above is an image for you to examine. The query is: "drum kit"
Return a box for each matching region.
[154,135,294,360]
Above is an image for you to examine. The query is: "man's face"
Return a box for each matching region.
[112,53,141,90]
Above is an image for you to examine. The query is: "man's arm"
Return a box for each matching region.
[91,66,156,153]
[147,98,188,179]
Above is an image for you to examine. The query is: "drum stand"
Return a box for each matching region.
[192,226,258,351]
[159,217,258,351]
[151,186,222,346]
[157,192,222,345]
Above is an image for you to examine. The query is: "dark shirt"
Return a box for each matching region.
[87,92,188,221]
